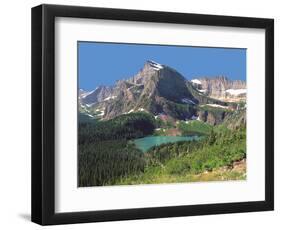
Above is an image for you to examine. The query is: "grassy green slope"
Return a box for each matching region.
[177,120,212,135]
[117,126,246,185]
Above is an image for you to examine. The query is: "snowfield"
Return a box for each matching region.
[86,113,94,118]
[226,89,246,96]
[198,89,206,93]
[181,98,196,105]
[85,103,95,107]
[205,104,229,109]
[98,110,105,116]
[191,79,202,85]
[147,60,164,71]
[103,96,117,101]
[80,87,99,99]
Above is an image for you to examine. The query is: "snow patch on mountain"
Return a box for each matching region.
[86,113,94,118]
[96,110,104,116]
[205,104,229,109]
[103,96,117,101]
[226,89,246,96]
[147,60,163,71]
[198,89,206,93]
[191,79,202,85]
[181,98,196,105]
[80,87,100,99]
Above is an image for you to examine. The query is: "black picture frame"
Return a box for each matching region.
[31,4,274,225]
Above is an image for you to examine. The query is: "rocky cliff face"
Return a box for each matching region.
[106,61,200,120]
[191,76,246,102]
[197,110,227,125]
[79,86,113,105]
[80,61,202,120]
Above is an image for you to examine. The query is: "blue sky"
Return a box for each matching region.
[78,42,246,91]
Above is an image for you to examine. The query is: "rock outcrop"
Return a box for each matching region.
[191,76,246,102]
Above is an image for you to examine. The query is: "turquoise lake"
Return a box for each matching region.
[133,136,200,152]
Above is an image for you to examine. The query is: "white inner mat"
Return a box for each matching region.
[55,17,265,213]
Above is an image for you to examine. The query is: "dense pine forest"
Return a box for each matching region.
[78,112,155,186]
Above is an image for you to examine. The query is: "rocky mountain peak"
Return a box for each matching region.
[145,60,164,71]
[191,76,246,102]
[126,60,163,85]
[80,85,113,105]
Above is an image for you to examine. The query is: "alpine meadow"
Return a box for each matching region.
[78,42,247,187]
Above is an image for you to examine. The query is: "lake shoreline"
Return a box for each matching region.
[133,135,201,153]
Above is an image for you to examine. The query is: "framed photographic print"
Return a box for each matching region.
[31,4,274,225]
